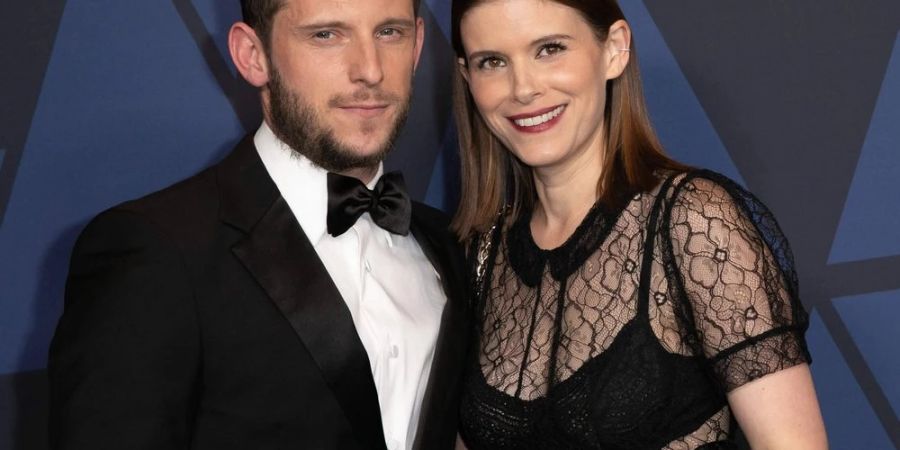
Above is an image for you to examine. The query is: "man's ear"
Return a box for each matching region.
[229,22,270,87]
[412,17,426,71]
[603,19,631,81]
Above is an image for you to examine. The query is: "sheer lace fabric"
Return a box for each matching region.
[459,171,810,450]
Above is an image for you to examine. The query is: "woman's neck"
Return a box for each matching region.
[530,149,604,249]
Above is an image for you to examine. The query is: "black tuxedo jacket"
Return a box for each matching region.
[48,137,468,450]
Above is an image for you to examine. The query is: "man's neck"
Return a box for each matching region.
[338,165,380,186]
[260,119,383,187]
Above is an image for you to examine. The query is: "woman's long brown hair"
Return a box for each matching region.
[450,0,689,241]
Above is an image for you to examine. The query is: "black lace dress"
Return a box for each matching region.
[459,170,811,450]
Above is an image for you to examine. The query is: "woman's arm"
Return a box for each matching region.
[662,172,828,449]
[728,363,828,449]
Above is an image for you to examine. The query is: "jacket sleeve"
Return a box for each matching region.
[48,208,201,449]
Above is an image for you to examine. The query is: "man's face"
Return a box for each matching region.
[263,0,424,172]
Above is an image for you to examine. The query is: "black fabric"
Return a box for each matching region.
[327,171,412,237]
[459,170,810,450]
[48,136,468,450]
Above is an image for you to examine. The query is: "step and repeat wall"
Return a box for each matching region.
[1,1,898,448]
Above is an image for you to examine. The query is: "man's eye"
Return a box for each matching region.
[313,31,335,40]
[378,28,400,37]
[478,57,506,70]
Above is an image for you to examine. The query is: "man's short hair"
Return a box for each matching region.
[240,0,421,49]
[240,0,284,49]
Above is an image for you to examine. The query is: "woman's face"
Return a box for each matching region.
[459,0,628,172]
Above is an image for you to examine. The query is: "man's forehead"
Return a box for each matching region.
[280,0,415,23]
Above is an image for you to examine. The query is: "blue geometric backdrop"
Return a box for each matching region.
[0,1,897,448]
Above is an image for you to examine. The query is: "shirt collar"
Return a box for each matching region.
[253,122,384,245]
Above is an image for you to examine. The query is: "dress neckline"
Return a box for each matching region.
[506,197,629,286]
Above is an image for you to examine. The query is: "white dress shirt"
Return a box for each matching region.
[254,123,446,450]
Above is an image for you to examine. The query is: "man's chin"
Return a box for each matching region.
[312,137,390,171]
[334,136,394,159]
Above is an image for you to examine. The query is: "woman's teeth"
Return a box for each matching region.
[513,105,565,127]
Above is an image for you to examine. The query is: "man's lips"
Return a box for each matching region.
[337,104,390,119]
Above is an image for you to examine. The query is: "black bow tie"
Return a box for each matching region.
[326,171,412,237]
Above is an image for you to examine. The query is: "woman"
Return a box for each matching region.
[450,0,828,449]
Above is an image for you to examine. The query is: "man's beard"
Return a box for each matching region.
[267,65,413,173]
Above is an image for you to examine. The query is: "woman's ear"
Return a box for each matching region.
[229,22,270,87]
[604,19,631,81]
[457,57,470,83]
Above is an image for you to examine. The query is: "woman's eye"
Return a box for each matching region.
[478,57,506,70]
[537,43,566,58]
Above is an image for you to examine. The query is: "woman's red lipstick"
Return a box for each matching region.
[507,105,566,133]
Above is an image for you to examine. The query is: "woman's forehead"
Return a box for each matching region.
[460,1,592,48]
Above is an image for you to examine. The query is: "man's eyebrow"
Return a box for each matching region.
[292,17,416,34]
[376,17,416,29]
[292,21,351,34]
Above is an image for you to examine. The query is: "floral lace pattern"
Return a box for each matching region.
[660,173,809,391]
[459,170,810,450]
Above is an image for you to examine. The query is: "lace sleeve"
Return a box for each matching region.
[662,171,811,392]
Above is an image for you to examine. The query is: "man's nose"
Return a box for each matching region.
[348,38,385,87]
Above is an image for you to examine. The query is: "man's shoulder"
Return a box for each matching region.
[411,201,457,241]
[410,201,465,258]
[116,165,220,228]
[411,201,451,227]
[81,159,229,255]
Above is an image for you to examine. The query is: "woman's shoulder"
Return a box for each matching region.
[654,168,745,198]
[658,168,796,280]
[652,168,769,218]
[653,168,789,248]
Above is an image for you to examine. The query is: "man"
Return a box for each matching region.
[48,1,466,449]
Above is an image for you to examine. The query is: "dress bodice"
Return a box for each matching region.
[459,171,810,450]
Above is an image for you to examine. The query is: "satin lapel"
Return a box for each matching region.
[221,140,386,450]
[408,205,468,450]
